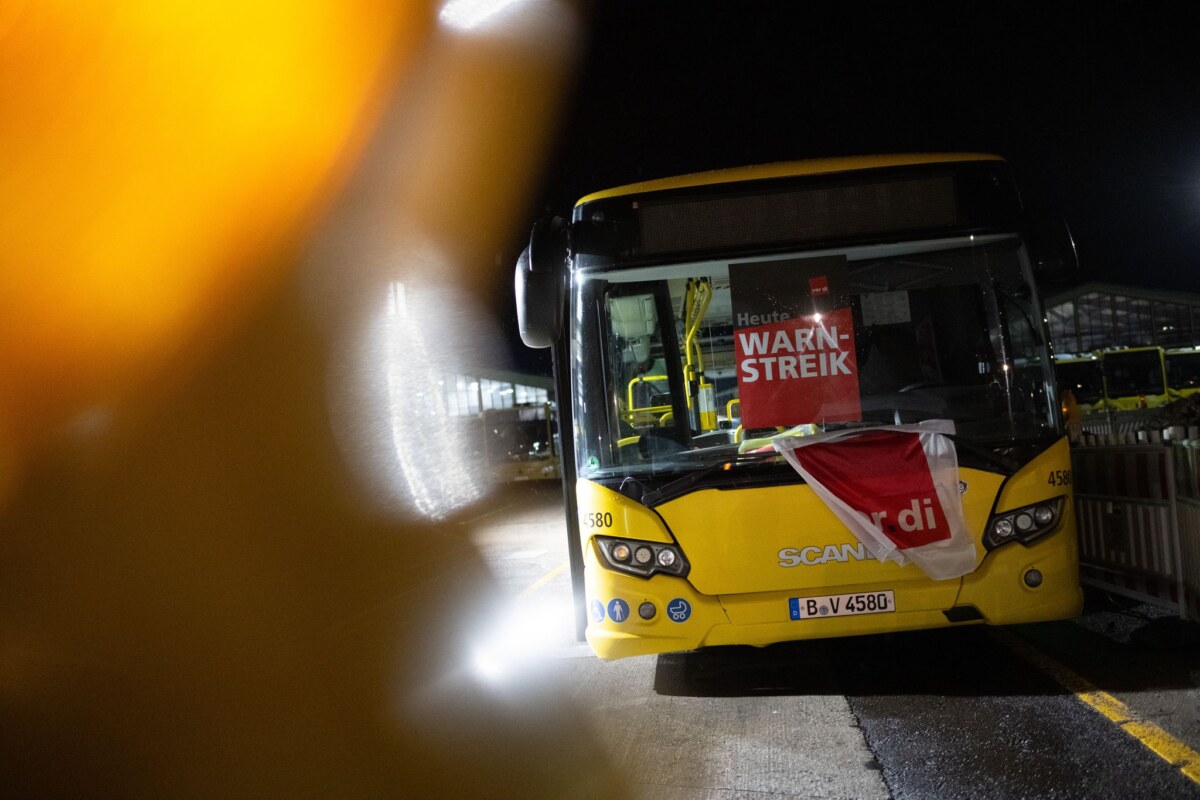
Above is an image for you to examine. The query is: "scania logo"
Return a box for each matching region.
[778,543,875,567]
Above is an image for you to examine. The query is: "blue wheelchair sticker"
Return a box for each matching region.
[667,598,692,623]
[607,598,630,623]
[589,599,605,623]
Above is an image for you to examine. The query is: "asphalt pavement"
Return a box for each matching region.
[466,481,1200,799]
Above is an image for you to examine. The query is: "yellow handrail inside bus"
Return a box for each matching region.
[682,278,717,430]
[728,399,743,442]
[683,278,712,386]
[624,374,672,425]
[627,374,669,410]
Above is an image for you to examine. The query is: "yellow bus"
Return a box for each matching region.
[1094,346,1179,411]
[1053,352,1102,418]
[516,154,1083,660]
[480,404,560,483]
[1167,347,1200,398]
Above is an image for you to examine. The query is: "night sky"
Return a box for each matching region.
[503,1,1200,373]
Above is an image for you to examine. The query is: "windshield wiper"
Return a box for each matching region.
[946,434,1020,473]
[641,450,783,507]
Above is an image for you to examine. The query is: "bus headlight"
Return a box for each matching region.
[596,535,689,579]
[985,496,1065,550]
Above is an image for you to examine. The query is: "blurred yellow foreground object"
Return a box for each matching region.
[0,2,625,797]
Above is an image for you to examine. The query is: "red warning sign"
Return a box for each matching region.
[734,307,861,428]
[730,256,861,428]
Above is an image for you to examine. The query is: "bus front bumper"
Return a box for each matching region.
[583,527,1082,662]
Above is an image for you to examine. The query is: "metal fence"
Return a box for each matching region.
[1071,429,1200,619]
[1175,440,1200,619]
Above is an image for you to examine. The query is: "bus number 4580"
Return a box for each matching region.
[1048,469,1072,487]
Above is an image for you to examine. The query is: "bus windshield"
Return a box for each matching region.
[1103,349,1166,397]
[1168,349,1200,394]
[572,234,1058,479]
[1056,359,1103,405]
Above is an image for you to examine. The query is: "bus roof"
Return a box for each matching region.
[575,153,1005,207]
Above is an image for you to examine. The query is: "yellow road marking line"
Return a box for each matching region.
[517,561,568,598]
[993,629,1200,784]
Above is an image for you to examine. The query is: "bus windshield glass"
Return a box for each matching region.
[571,234,1058,479]
[1104,350,1166,397]
[1168,350,1200,393]
[1056,359,1103,405]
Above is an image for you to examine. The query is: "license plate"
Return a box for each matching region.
[789,590,895,620]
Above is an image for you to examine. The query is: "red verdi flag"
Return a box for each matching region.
[773,420,978,580]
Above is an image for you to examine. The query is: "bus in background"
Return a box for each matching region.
[516,154,1082,660]
[481,403,560,483]
[1053,352,1103,418]
[1167,347,1200,398]
[1096,346,1178,411]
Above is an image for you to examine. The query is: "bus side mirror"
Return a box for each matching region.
[1026,210,1079,284]
[515,216,568,348]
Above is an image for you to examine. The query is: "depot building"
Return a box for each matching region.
[1046,282,1200,352]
